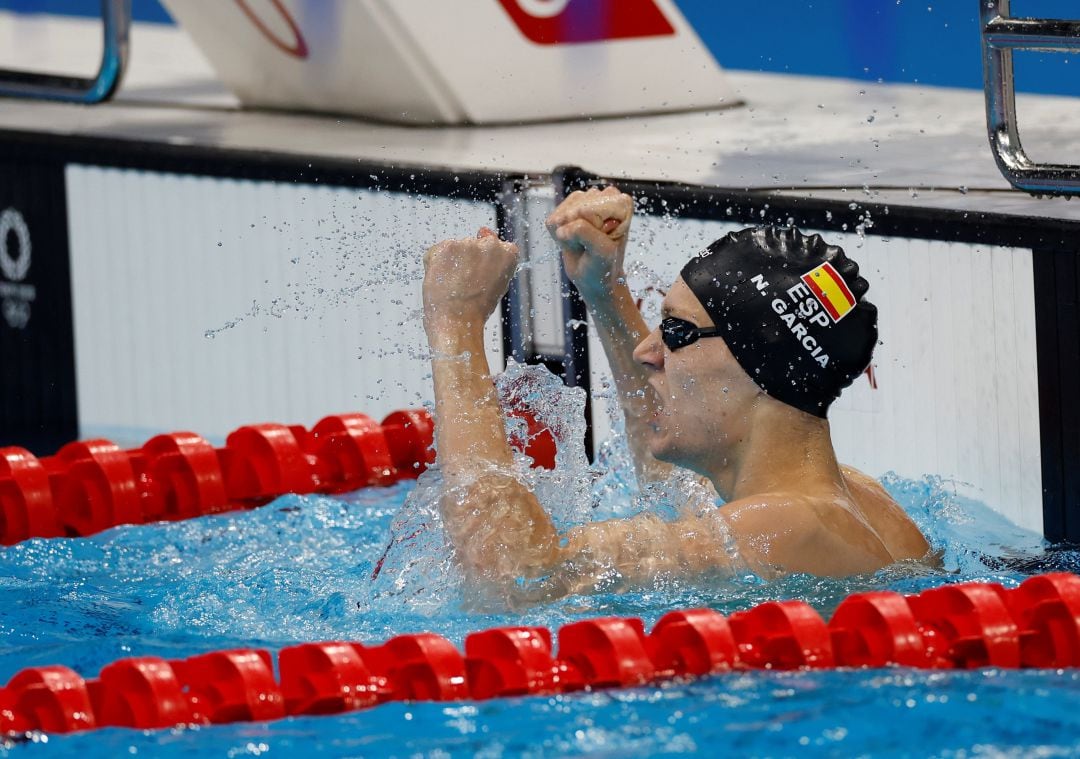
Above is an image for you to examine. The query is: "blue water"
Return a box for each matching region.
[1,366,1079,756]
[2,476,1079,757]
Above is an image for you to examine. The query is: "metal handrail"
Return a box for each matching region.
[0,0,130,104]
[981,0,1080,195]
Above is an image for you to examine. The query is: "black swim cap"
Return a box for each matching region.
[680,227,877,418]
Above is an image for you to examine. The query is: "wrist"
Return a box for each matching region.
[426,324,486,355]
[576,270,627,301]
[424,302,487,335]
[579,276,632,313]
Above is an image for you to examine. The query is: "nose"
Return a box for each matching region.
[633,327,665,371]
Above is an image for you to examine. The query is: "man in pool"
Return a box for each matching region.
[422,186,930,601]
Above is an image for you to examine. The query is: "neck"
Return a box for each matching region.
[705,401,845,502]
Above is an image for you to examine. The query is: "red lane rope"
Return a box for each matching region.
[0,410,441,545]
[2,573,1079,736]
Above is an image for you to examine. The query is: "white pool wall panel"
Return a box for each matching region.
[65,165,502,444]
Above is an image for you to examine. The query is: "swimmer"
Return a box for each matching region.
[422,186,931,601]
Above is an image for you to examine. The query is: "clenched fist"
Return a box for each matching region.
[546,186,634,301]
[422,227,519,339]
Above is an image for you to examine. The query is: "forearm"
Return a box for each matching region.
[428,326,514,480]
[582,283,671,481]
[556,510,737,593]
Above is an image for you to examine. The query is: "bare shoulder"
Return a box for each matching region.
[720,487,923,577]
[840,465,893,501]
[840,465,932,562]
[719,494,837,576]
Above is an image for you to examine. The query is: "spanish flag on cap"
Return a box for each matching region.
[802,261,856,323]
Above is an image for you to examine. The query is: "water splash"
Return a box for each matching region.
[370,361,594,608]
[368,360,731,610]
[367,468,461,616]
[496,360,592,528]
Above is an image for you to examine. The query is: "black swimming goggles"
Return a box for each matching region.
[659,317,725,351]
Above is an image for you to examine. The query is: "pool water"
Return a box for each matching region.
[1,474,1079,757]
[0,475,1075,755]
[2,367,1079,756]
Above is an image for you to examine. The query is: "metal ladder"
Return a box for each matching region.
[0,0,130,103]
[982,0,1080,195]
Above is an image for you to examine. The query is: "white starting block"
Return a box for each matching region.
[158,0,736,123]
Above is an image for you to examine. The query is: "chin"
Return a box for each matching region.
[648,433,679,464]
[647,434,666,459]
[650,432,709,473]
[650,446,672,464]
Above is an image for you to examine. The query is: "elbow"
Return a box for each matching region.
[438,472,561,588]
[446,517,560,586]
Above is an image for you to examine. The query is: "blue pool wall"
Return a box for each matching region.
[2,0,1077,96]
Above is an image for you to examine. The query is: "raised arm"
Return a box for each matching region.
[545,187,672,482]
[422,229,560,588]
[423,229,519,479]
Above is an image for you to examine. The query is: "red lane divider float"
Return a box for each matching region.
[0,408,558,547]
[3,573,1079,737]
[0,411,432,546]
